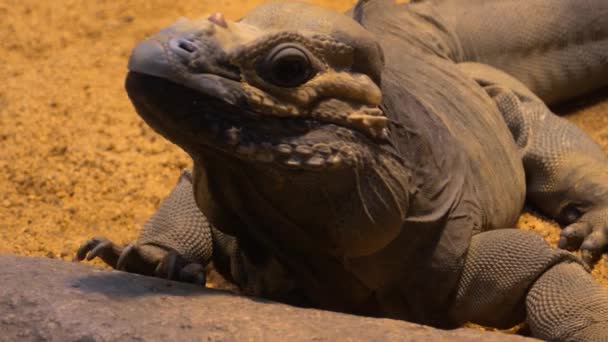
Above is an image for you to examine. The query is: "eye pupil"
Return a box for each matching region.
[274,57,306,83]
[258,44,315,87]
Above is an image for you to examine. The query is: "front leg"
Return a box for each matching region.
[461,62,608,263]
[73,170,300,301]
[74,171,213,284]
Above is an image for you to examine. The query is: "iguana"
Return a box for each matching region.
[75,0,608,340]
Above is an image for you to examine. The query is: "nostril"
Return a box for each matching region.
[177,39,197,53]
[169,38,198,59]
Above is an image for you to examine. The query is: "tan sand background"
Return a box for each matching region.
[1,0,606,291]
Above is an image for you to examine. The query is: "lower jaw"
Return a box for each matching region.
[190,140,354,171]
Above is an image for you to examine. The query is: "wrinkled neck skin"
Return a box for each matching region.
[190,135,410,263]
[187,130,412,312]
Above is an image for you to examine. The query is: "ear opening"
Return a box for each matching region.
[352,0,369,24]
[353,0,401,24]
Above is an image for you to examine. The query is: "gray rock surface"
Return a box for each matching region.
[0,255,534,341]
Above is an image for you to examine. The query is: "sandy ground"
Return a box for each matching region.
[1,0,606,294]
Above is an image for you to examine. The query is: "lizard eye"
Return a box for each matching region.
[258,43,315,88]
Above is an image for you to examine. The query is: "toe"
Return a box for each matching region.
[74,237,107,261]
[86,240,113,261]
[559,222,592,251]
[179,263,206,285]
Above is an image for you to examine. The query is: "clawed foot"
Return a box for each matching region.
[559,208,608,265]
[74,237,207,285]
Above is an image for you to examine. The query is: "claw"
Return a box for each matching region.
[580,230,608,265]
[154,251,178,279]
[74,240,94,261]
[74,237,108,261]
[116,244,136,270]
[165,252,177,280]
[153,258,163,275]
[581,250,599,265]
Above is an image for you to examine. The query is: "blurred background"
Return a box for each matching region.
[0,0,606,288]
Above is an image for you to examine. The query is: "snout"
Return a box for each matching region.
[126,15,244,106]
[127,39,173,79]
[124,14,252,152]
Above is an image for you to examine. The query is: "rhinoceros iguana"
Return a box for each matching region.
[75,0,608,340]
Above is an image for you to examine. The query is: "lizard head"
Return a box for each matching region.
[126,2,409,258]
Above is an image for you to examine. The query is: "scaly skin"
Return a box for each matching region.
[75,1,608,340]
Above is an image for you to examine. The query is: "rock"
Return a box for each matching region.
[0,255,534,341]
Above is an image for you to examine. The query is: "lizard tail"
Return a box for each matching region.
[433,0,608,105]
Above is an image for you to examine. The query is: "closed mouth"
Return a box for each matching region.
[126,72,359,170]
